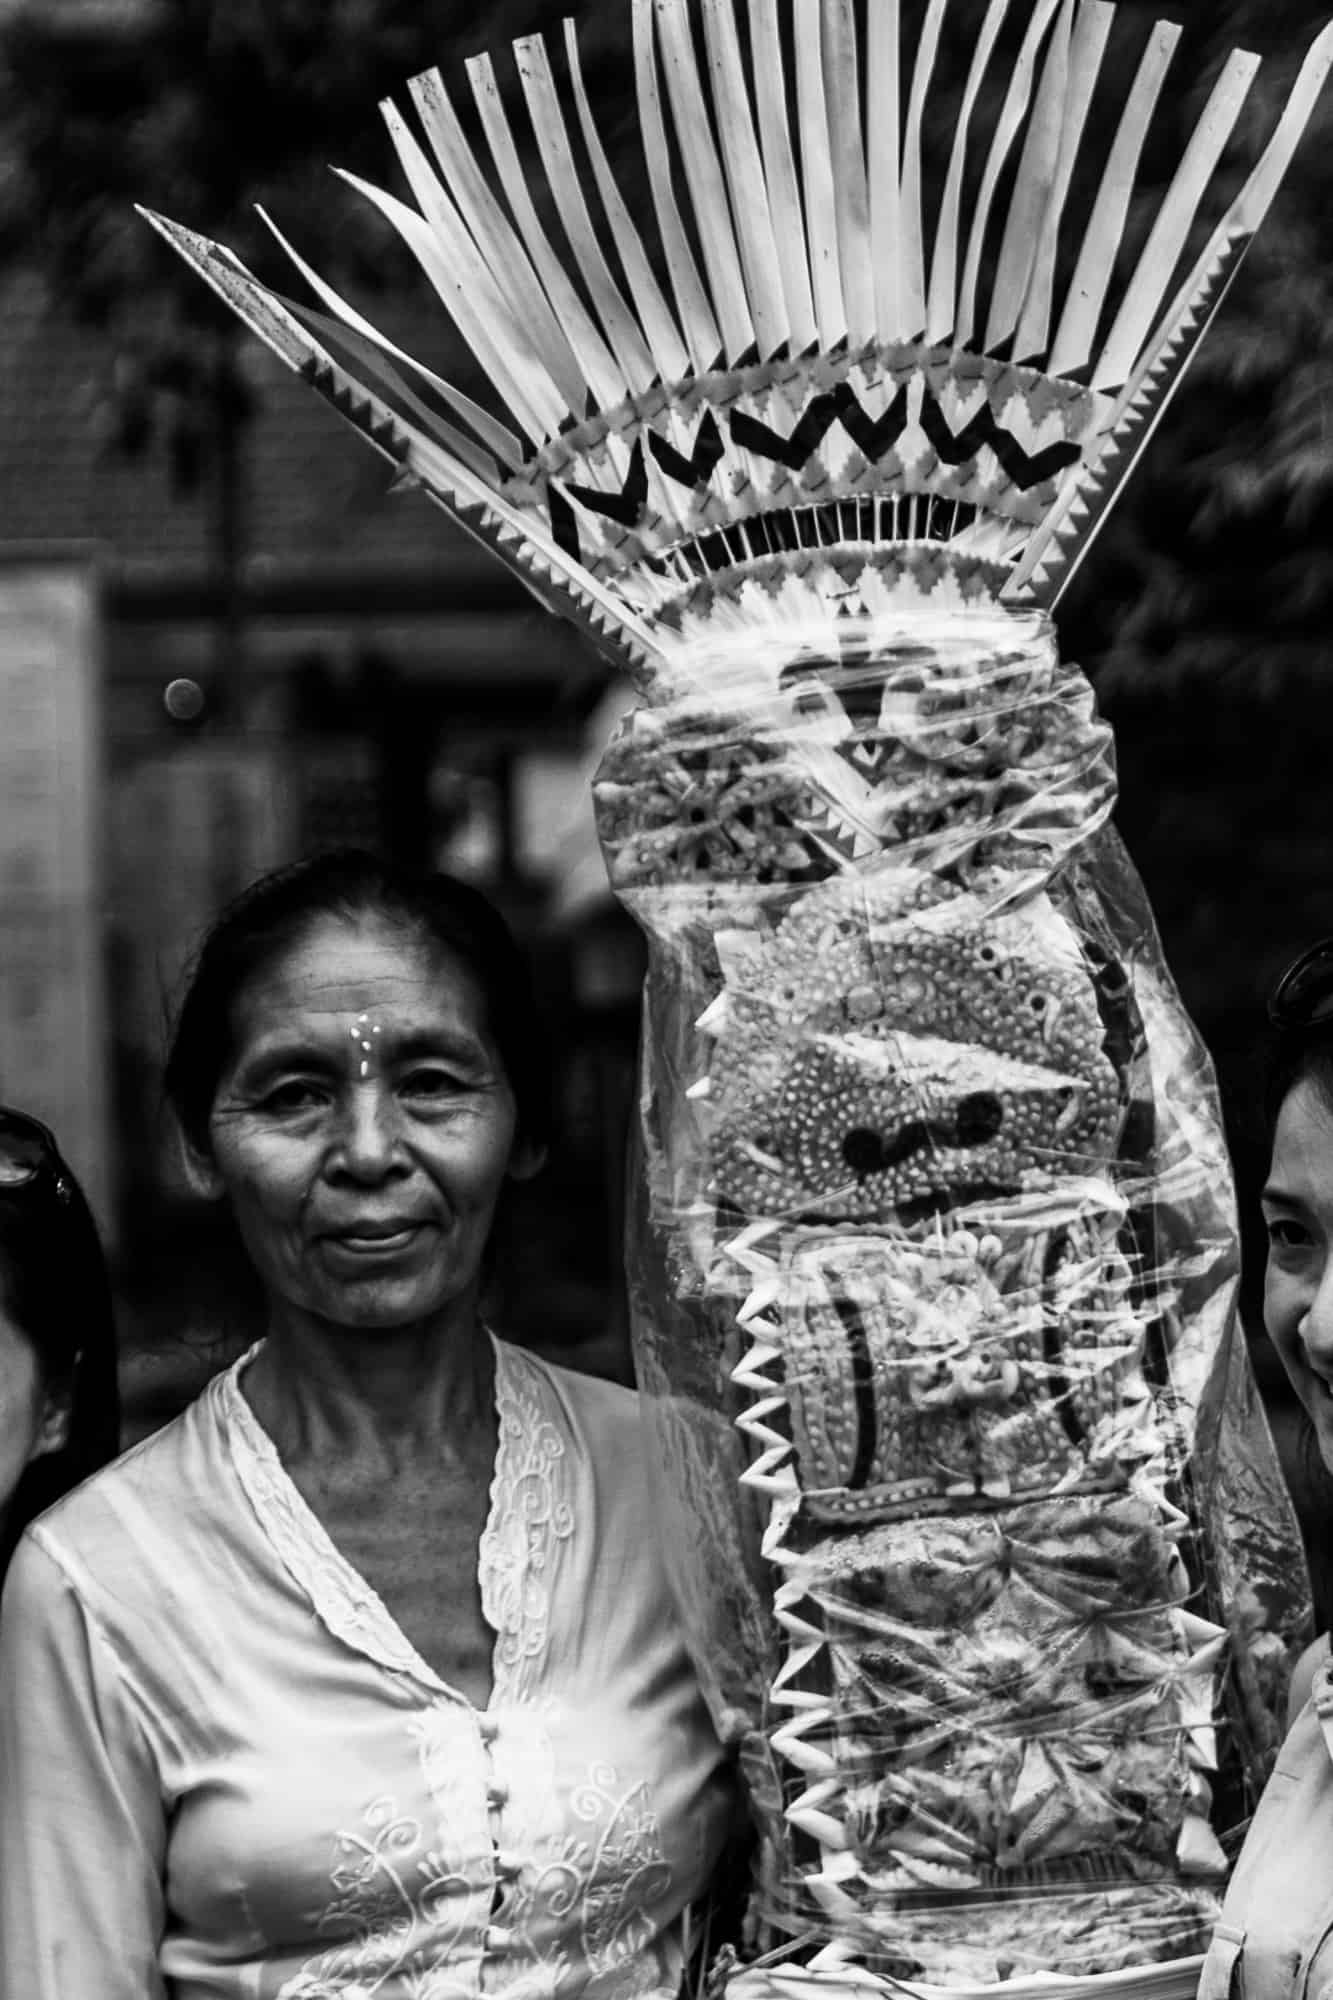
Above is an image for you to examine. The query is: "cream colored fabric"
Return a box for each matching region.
[0,1336,734,1999]
[1200,1655,1333,2000]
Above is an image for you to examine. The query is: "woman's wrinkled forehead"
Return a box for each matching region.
[225,911,497,1069]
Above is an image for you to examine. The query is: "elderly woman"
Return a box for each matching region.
[0,1107,119,1579]
[0,849,735,1999]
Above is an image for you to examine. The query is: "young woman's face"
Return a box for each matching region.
[0,1304,60,1526]
[1263,1074,1333,1470]
[198,914,540,1339]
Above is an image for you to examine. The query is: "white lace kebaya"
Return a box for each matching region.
[0,1336,736,1999]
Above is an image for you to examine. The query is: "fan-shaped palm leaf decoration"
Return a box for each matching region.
[142,1,1332,691]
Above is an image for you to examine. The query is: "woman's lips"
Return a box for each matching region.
[322,1224,427,1257]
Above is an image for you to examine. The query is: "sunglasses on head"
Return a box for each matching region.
[1269,939,1333,1031]
[0,1107,73,1203]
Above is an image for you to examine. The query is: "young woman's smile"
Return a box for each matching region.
[196,915,539,1337]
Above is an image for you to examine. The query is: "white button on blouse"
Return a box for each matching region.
[0,1336,735,1999]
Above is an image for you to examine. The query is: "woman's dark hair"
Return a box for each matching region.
[164,847,553,1158]
[0,1149,120,1576]
[1264,1024,1333,1142]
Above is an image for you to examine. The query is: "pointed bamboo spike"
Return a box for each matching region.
[749,0,819,351]
[632,0,724,371]
[899,0,949,342]
[1047,19,1181,378]
[822,0,875,346]
[772,1642,823,1684]
[732,1341,783,1382]
[739,1461,798,1497]
[984,0,1074,352]
[332,167,561,443]
[1012,0,1113,363]
[788,1792,840,1824]
[404,71,593,418]
[925,0,1012,345]
[956,0,1063,350]
[770,1686,835,1711]
[760,1508,796,1559]
[1093,46,1261,391]
[732,1361,783,1393]
[564,19,691,383]
[784,1807,849,1845]
[466,51,628,415]
[739,1392,789,1428]
[771,1732,839,1778]
[700,0,790,360]
[255,205,525,472]
[738,1276,783,1319]
[653,0,755,364]
[513,34,658,397]
[866,0,902,339]
[793,0,846,348]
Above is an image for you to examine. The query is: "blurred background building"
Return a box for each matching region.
[0,0,1331,1583]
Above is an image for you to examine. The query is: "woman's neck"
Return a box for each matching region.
[241,1301,496,1475]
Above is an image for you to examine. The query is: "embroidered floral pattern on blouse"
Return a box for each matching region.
[275,1793,485,1999]
[479,1345,576,1700]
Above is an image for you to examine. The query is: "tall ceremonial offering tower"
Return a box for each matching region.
[149,4,1329,1990]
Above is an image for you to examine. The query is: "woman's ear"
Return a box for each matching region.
[175,1124,226,1202]
[27,1380,73,1465]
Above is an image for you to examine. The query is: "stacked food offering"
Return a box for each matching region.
[605,610,1290,1988]
[150,0,1329,1988]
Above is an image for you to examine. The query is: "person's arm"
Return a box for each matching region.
[0,1531,168,1998]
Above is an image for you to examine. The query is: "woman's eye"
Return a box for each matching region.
[1267,1217,1312,1252]
[260,1080,327,1114]
[401,1068,465,1100]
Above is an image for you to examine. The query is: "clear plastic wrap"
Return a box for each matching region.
[601,608,1310,1989]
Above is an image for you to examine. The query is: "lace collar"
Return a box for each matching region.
[215,1333,574,1704]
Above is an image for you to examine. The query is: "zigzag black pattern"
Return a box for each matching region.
[917,395,1081,489]
[565,437,648,525]
[542,375,1082,555]
[648,411,726,489]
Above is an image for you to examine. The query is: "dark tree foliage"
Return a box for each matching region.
[0,0,633,482]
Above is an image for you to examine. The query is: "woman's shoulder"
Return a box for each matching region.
[13,1358,236,1598]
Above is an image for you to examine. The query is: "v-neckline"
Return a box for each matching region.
[218,1331,514,1706]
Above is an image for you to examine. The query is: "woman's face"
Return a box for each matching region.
[197,913,540,1338]
[0,1304,62,1524]
[1263,1073,1333,1469]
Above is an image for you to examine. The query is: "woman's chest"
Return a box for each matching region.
[163,1677,717,1996]
[313,1472,498,1702]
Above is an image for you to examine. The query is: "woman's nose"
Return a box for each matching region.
[1302,1263,1333,1371]
[334,1088,405,1179]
